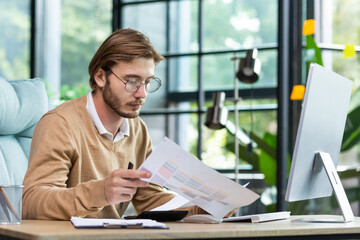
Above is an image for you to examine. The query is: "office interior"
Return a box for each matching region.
[0,0,359,218]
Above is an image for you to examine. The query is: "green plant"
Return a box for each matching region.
[60,84,89,101]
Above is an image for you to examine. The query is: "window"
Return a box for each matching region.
[0,0,31,79]
[61,0,112,89]
[119,0,278,171]
[34,0,112,104]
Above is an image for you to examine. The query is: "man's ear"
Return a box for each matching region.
[94,68,107,88]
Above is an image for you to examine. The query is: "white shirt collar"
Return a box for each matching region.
[86,91,129,142]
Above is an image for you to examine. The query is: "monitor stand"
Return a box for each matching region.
[293,152,354,223]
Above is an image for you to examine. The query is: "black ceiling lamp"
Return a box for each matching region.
[205,92,228,130]
[236,48,261,84]
[204,91,253,145]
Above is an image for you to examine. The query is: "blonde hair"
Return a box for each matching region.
[88,28,164,89]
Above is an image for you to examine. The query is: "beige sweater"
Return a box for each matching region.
[22,96,202,220]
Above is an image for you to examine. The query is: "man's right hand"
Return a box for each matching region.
[104,169,151,205]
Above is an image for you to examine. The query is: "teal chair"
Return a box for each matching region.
[0,76,48,185]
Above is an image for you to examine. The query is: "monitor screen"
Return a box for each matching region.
[285,63,353,203]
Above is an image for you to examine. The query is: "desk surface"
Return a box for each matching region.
[0,215,360,240]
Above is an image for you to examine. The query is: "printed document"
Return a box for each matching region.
[70,217,167,229]
[139,137,260,219]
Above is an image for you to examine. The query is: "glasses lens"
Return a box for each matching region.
[124,78,161,93]
[147,78,161,93]
[125,81,139,93]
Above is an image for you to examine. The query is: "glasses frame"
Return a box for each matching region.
[102,67,161,93]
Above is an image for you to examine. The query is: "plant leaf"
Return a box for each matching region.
[249,132,277,159]
[305,35,323,69]
[338,168,360,179]
[258,133,277,185]
[341,105,360,151]
[225,141,260,170]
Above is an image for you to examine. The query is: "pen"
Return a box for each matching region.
[103,222,143,229]
[127,162,134,171]
[0,187,20,221]
[0,191,11,221]
[120,162,134,209]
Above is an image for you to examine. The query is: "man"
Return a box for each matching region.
[22,28,206,220]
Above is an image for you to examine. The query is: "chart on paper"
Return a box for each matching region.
[144,160,230,205]
[139,137,259,219]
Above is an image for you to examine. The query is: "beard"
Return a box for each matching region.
[102,79,145,119]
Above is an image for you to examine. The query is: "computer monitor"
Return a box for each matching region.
[285,63,354,223]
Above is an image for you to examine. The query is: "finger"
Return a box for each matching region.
[112,186,137,195]
[108,193,133,205]
[126,179,150,187]
[129,179,149,188]
[119,193,134,202]
[225,209,237,218]
[108,178,150,190]
[113,169,152,179]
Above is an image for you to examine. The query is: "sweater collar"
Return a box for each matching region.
[85,91,130,142]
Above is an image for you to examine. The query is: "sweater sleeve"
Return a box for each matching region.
[22,113,109,220]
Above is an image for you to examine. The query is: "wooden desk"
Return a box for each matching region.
[0,215,360,240]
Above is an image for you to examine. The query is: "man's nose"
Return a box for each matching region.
[134,84,147,98]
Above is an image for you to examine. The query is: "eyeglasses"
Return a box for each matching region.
[103,67,161,93]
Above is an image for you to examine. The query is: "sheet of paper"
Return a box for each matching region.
[70,217,167,229]
[153,182,250,211]
[151,194,193,211]
[139,137,260,219]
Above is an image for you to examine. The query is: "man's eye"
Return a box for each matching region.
[126,79,138,84]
